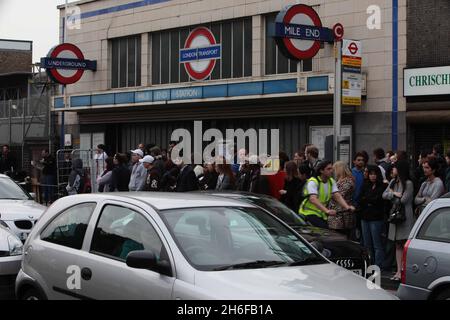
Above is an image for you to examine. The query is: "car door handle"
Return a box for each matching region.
[81,267,92,281]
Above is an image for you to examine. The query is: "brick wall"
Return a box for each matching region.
[407,0,450,67]
[0,50,32,74]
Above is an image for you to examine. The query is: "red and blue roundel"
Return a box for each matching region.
[46,43,85,85]
[180,27,221,81]
[275,4,324,60]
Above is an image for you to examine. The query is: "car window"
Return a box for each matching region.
[0,177,31,200]
[161,206,323,271]
[417,208,450,243]
[90,205,165,262]
[41,202,96,250]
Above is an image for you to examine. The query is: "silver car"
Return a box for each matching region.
[16,193,396,300]
[397,197,450,300]
[0,174,46,242]
[0,221,23,299]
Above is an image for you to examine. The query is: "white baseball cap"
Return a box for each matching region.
[130,149,144,158]
[139,155,155,164]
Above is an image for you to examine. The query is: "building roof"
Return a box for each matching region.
[57,0,99,10]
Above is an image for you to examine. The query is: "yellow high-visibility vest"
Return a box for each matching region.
[298,176,335,221]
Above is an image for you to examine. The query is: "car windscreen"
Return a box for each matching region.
[0,177,31,200]
[160,206,325,271]
[240,196,308,226]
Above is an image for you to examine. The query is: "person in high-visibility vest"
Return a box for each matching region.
[299,160,355,229]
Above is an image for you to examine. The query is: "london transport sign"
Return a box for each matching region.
[180,27,221,81]
[41,43,96,85]
[275,4,344,60]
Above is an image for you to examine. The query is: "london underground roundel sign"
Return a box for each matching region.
[41,43,97,85]
[180,27,221,81]
[275,4,335,60]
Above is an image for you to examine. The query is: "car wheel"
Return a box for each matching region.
[435,287,450,300]
[21,288,45,300]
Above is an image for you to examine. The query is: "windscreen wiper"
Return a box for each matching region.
[287,256,325,266]
[213,260,286,271]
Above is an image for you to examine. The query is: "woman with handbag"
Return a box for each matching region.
[414,157,445,218]
[327,161,355,238]
[382,160,414,281]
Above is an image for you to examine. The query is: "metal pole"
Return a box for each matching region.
[60,0,68,151]
[333,41,342,162]
[22,98,26,169]
[8,100,12,147]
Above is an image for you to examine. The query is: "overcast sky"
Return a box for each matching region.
[0,0,70,63]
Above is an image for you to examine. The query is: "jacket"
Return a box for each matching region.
[176,165,199,192]
[280,177,305,212]
[66,159,84,195]
[143,167,161,191]
[128,162,147,191]
[359,181,386,221]
[215,174,235,191]
[110,165,131,192]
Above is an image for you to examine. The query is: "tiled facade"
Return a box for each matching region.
[57,0,408,155]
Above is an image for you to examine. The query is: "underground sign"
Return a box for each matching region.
[41,43,97,85]
[180,27,221,81]
[275,4,339,60]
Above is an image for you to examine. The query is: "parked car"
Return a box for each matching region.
[0,221,23,299]
[16,193,396,300]
[199,191,370,277]
[397,197,450,300]
[0,174,47,242]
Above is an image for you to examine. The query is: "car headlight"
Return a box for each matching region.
[7,234,23,256]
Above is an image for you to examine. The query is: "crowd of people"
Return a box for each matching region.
[3,140,450,280]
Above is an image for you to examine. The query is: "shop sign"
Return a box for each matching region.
[404,66,450,96]
[180,27,221,81]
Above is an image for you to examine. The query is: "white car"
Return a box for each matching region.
[16,193,396,300]
[0,221,23,299]
[0,174,47,242]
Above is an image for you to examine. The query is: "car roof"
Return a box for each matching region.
[197,190,276,200]
[69,192,256,211]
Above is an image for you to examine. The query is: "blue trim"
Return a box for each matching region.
[91,93,114,105]
[263,79,297,94]
[54,97,65,109]
[135,90,153,103]
[203,85,228,98]
[79,0,171,20]
[153,89,171,101]
[55,78,332,108]
[115,92,135,104]
[392,0,398,150]
[171,87,203,100]
[307,76,329,92]
[71,95,91,107]
[228,82,263,97]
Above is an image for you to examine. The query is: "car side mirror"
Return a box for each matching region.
[126,250,172,277]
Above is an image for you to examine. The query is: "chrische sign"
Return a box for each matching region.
[404,66,450,97]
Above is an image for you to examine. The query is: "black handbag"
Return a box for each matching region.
[388,203,406,224]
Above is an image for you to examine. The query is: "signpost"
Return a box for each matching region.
[180,27,221,81]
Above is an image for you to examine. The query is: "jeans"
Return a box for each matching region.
[361,219,385,269]
[42,174,55,204]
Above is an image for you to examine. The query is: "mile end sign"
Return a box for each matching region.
[275,4,344,60]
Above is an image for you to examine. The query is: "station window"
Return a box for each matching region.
[265,14,312,75]
[150,17,252,84]
[111,35,142,88]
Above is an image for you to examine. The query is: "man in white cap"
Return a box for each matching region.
[140,155,161,191]
[128,149,146,191]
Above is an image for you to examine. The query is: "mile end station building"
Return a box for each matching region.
[52,0,407,161]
